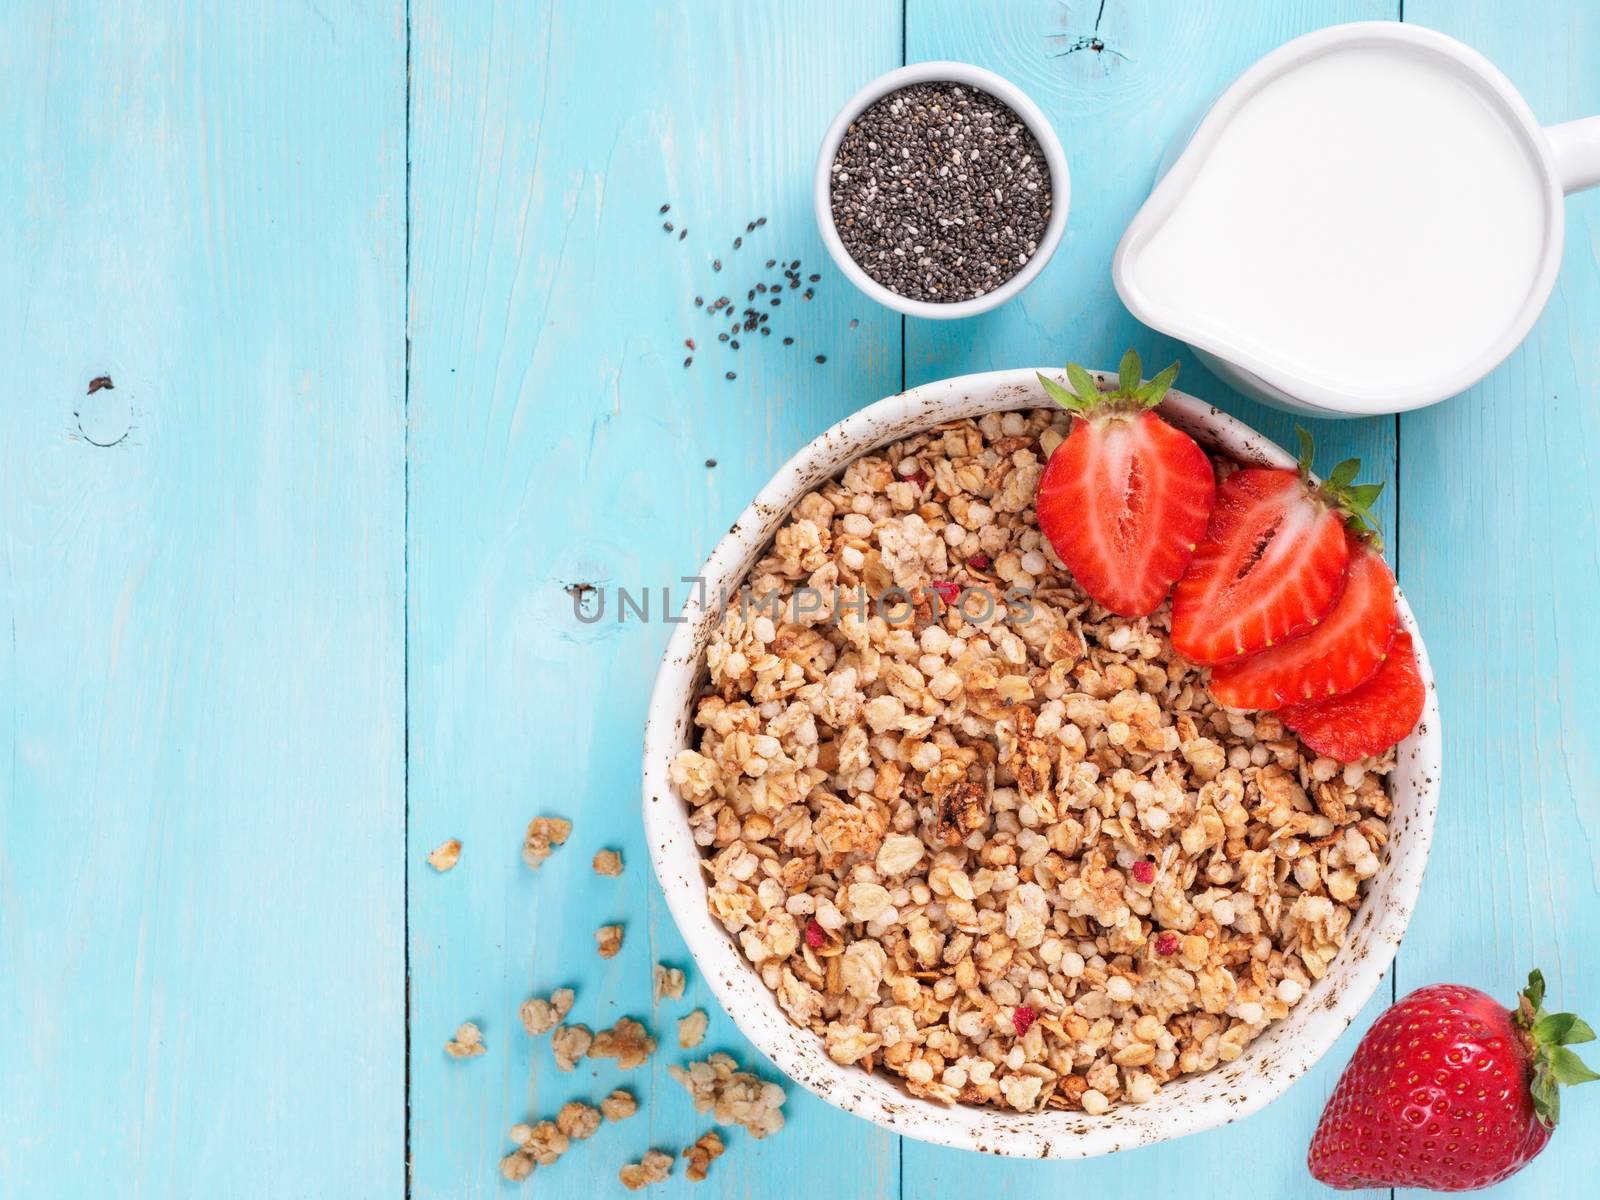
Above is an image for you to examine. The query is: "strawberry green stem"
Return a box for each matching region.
[1037,349,1179,416]
[1517,968,1599,1129]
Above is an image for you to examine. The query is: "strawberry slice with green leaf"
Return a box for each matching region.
[1171,430,1382,665]
[1034,351,1215,618]
[1280,627,1425,761]
[1208,539,1398,710]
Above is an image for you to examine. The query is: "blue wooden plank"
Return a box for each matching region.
[0,3,407,1198]
[1395,2,1600,1196]
[404,2,904,1196]
[901,2,1396,1197]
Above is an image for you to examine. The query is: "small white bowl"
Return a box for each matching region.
[643,368,1441,1158]
[814,63,1071,320]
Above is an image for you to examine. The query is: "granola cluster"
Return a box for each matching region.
[673,407,1395,1114]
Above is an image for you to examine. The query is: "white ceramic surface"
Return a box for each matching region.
[642,368,1443,1159]
[814,62,1070,320]
[1115,22,1600,418]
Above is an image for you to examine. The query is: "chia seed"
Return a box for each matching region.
[830,81,1051,303]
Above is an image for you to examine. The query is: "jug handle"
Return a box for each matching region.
[1547,118,1600,194]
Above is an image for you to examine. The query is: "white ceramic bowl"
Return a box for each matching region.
[814,63,1070,320]
[643,369,1441,1158]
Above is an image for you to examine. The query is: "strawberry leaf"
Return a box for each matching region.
[1535,1012,1597,1045]
[1549,1046,1600,1086]
[1134,360,1180,407]
[1066,363,1103,405]
[1526,969,1548,1012]
[1295,426,1316,476]
[1037,372,1090,413]
[1327,458,1362,489]
[1118,348,1141,394]
[1520,967,1597,1129]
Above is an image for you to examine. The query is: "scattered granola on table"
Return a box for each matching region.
[589,1017,656,1069]
[671,407,1395,1114]
[683,1130,725,1182]
[443,1022,485,1059]
[426,838,461,871]
[593,848,625,876]
[669,1053,787,1138]
[550,1023,593,1071]
[595,924,624,959]
[653,963,686,1002]
[678,1008,709,1050]
[619,1149,675,1191]
[601,1089,639,1121]
[519,987,575,1036]
[522,816,572,869]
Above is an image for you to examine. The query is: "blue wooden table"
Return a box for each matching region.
[4,2,1599,1197]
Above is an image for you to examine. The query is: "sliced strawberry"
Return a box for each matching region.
[1208,541,1398,710]
[1280,628,1425,761]
[1170,468,1349,663]
[1035,352,1215,618]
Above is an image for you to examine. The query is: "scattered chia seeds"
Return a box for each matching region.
[665,208,835,373]
[830,82,1051,303]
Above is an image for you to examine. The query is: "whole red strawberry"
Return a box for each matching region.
[1034,351,1215,617]
[1309,970,1598,1191]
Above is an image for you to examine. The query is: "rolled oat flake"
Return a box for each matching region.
[830,81,1050,303]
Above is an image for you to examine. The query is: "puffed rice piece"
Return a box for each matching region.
[669,1052,786,1139]
[519,987,575,1036]
[522,816,571,869]
[678,1008,709,1049]
[601,1089,638,1121]
[426,838,461,871]
[557,1101,602,1141]
[654,963,686,1002]
[589,1017,656,1069]
[550,1023,592,1071]
[619,1149,674,1191]
[444,1022,485,1059]
[683,1130,725,1182]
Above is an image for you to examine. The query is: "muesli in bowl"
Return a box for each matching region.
[642,365,1440,1158]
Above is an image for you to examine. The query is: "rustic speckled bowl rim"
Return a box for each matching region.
[642,368,1441,1159]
